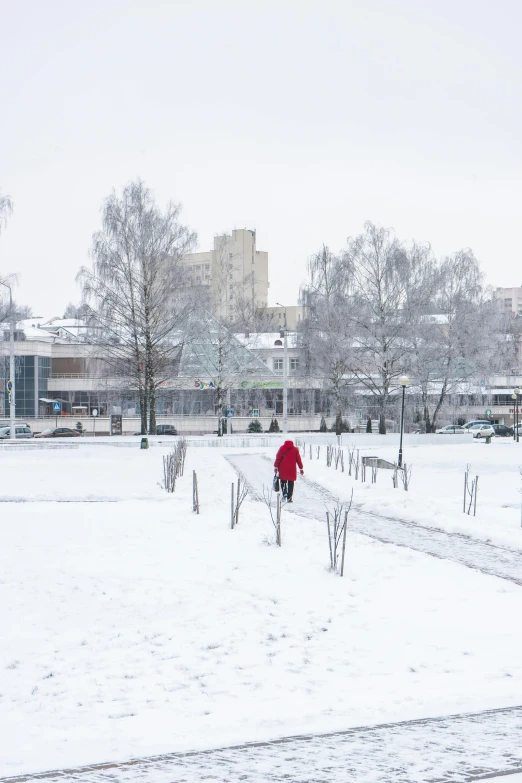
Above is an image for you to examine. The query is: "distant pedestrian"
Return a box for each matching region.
[274,439,304,503]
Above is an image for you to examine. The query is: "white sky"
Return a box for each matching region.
[1,0,522,316]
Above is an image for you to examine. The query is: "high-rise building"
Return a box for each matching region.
[495,286,522,316]
[185,229,269,320]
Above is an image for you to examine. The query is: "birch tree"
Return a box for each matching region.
[183,236,270,435]
[300,246,356,434]
[0,191,12,235]
[344,223,429,432]
[78,180,196,434]
[409,250,498,431]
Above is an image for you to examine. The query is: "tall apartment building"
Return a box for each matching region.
[185,229,269,320]
[495,286,522,316]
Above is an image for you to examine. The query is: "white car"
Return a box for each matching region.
[462,420,491,431]
[0,425,33,439]
[470,423,495,439]
[435,425,467,435]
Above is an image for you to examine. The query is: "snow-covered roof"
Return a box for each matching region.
[234,332,299,350]
[14,317,87,342]
[421,314,449,325]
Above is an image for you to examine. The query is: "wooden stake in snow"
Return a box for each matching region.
[340,510,349,577]
[230,475,248,528]
[326,511,333,569]
[192,470,199,514]
[261,484,283,545]
[276,493,282,546]
[325,492,353,575]
[400,463,412,492]
[463,464,478,516]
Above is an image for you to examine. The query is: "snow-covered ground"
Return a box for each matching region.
[1,438,522,777]
[297,434,522,550]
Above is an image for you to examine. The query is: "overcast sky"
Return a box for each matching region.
[1,0,522,316]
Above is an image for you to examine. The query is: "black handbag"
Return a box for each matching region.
[273,474,280,493]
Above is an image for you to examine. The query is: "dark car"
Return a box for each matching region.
[156,425,178,436]
[34,427,81,438]
[133,425,178,436]
[492,424,514,437]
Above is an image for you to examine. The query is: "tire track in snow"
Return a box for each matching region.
[225,453,522,587]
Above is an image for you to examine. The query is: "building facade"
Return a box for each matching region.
[185,229,269,320]
[263,306,306,331]
[4,317,522,432]
[495,286,522,317]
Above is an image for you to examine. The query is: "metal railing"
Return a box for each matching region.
[50,373,91,379]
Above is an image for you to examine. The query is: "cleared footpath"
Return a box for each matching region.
[2,706,522,783]
[225,453,522,587]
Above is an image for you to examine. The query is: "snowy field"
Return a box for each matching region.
[300,433,522,550]
[1,436,522,777]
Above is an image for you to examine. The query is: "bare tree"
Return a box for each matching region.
[343,223,431,432]
[78,180,196,434]
[0,191,13,235]
[0,274,31,325]
[229,295,278,334]
[182,231,271,435]
[409,251,498,432]
[62,302,91,320]
[300,246,356,434]
[182,311,268,435]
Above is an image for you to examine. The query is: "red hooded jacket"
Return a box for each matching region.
[274,440,303,481]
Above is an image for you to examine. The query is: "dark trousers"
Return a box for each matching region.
[281,480,294,500]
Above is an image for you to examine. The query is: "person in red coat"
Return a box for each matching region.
[274,439,304,503]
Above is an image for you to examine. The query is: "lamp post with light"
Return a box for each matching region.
[513,388,521,442]
[398,375,409,468]
[0,280,15,440]
[276,302,288,434]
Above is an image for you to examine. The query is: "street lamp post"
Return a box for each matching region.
[512,388,520,443]
[512,393,518,441]
[397,375,409,468]
[0,280,15,440]
[276,303,288,434]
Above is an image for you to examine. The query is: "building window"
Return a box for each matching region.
[273,358,283,371]
[290,358,299,371]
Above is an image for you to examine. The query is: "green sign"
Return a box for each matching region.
[485,409,492,416]
[239,379,283,389]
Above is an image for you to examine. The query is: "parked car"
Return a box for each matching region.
[462,420,491,430]
[435,425,466,435]
[0,425,33,439]
[34,427,81,438]
[133,425,178,436]
[492,424,514,437]
[156,425,178,436]
[471,423,495,439]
